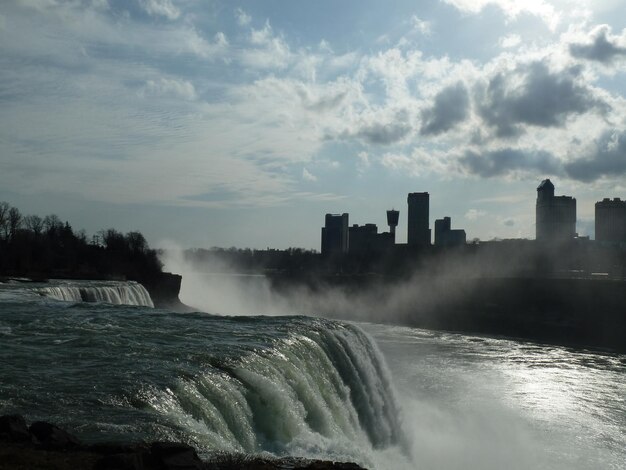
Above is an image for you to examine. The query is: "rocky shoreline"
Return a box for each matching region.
[0,415,365,470]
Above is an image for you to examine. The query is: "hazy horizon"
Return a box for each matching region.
[2,0,626,250]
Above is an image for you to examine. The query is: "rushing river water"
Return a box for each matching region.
[0,280,625,469]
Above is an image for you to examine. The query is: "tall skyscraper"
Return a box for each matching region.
[407,192,430,246]
[321,213,349,255]
[536,179,576,242]
[596,198,626,245]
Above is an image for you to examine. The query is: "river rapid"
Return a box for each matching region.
[0,280,624,469]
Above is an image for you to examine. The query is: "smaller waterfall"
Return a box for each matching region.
[37,281,154,307]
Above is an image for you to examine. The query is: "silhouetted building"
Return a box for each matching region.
[321,213,349,255]
[596,198,626,245]
[349,223,377,253]
[387,209,399,242]
[407,192,430,246]
[536,179,576,242]
[349,223,395,253]
[434,216,466,247]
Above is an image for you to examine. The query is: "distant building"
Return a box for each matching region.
[407,192,430,246]
[386,209,399,243]
[349,223,395,254]
[349,223,377,253]
[536,179,576,242]
[596,198,626,245]
[321,213,349,255]
[434,216,466,247]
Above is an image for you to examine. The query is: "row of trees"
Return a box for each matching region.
[0,202,161,281]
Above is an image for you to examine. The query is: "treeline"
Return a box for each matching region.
[180,239,626,280]
[0,201,162,281]
[181,247,319,273]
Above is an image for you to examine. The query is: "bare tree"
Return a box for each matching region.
[43,214,62,235]
[0,202,9,240]
[24,214,44,235]
[8,207,22,240]
[126,231,148,254]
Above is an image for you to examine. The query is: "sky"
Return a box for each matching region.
[1,0,626,249]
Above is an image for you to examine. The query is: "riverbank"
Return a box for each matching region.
[0,415,365,470]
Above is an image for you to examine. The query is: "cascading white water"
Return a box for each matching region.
[143,321,406,467]
[36,281,154,307]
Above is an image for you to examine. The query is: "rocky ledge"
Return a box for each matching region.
[0,415,365,470]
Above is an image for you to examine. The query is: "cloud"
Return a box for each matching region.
[139,0,180,20]
[503,218,515,226]
[565,130,626,181]
[357,121,413,145]
[242,21,292,69]
[475,62,609,138]
[140,78,197,100]
[420,82,470,135]
[298,90,347,113]
[379,147,447,176]
[302,168,317,181]
[465,209,487,220]
[235,8,251,26]
[410,15,431,35]
[336,109,413,145]
[499,34,521,49]
[569,25,626,64]
[441,0,559,30]
[458,148,561,178]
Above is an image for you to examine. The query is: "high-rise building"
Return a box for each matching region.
[434,216,466,247]
[536,179,576,242]
[596,198,626,245]
[321,213,349,255]
[407,192,430,246]
[348,223,378,253]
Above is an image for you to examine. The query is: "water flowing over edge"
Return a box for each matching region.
[34,281,154,307]
[141,320,406,466]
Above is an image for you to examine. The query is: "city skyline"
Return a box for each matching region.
[1,1,626,249]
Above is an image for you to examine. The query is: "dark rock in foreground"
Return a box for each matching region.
[0,416,366,470]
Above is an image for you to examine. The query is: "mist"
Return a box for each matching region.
[159,240,614,326]
[158,244,621,470]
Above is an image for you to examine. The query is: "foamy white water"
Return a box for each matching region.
[364,323,626,470]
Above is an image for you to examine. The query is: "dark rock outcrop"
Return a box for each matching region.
[0,416,367,470]
[137,272,190,311]
[0,415,30,442]
[29,421,81,449]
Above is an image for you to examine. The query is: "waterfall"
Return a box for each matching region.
[37,281,154,307]
[142,320,404,466]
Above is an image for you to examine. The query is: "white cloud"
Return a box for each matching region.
[235,8,251,26]
[441,0,560,30]
[411,15,432,35]
[499,34,521,48]
[139,0,180,20]
[465,208,487,220]
[302,168,317,181]
[242,21,293,69]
